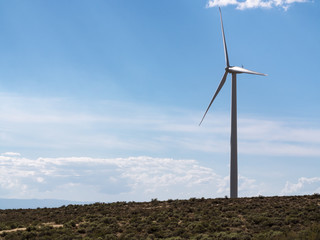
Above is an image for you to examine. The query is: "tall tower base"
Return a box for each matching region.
[230,73,238,199]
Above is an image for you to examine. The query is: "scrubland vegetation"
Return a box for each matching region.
[0,194,319,239]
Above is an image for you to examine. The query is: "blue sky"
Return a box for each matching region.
[0,0,319,202]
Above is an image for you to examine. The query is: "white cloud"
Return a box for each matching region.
[281,177,320,195]
[206,0,309,10]
[207,0,238,8]
[0,153,262,201]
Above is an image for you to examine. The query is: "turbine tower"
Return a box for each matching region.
[199,8,266,198]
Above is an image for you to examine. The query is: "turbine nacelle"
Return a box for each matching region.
[226,66,267,76]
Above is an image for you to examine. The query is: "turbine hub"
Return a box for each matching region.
[225,66,234,73]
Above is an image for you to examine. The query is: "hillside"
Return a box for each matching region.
[0,195,319,239]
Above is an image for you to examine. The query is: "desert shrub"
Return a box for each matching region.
[102,216,116,224]
[9,222,18,229]
[191,233,212,240]
[63,220,76,228]
[284,216,300,225]
[77,228,86,234]
[0,223,9,231]
[213,231,240,240]
[230,217,242,227]
[103,234,117,240]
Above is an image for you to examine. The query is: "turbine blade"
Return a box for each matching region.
[229,66,267,76]
[199,71,228,126]
[219,7,229,67]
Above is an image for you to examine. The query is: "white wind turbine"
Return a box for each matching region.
[199,8,267,198]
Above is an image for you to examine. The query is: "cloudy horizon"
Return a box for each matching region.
[1,152,319,202]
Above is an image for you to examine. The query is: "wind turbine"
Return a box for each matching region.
[199,8,266,199]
